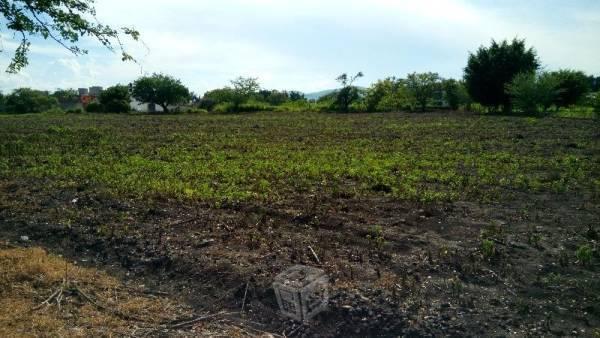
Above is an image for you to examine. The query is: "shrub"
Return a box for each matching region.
[85,102,104,113]
[550,70,591,108]
[99,85,131,113]
[212,102,236,114]
[364,77,414,112]
[576,244,593,266]
[239,100,275,112]
[43,107,65,115]
[66,108,84,114]
[4,88,59,114]
[506,72,559,116]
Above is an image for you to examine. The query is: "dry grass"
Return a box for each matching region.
[0,243,254,337]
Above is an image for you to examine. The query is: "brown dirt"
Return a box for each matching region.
[1,178,598,337]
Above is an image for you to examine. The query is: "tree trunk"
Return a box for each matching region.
[160,104,169,114]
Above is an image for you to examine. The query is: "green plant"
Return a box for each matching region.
[506,72,559,116]
[4,88,59,114]
[481,239,496,259]
[99,85,131,113]
[366,225,385,250]
[405,72,441,112]
[85,102,104,113]
[576,244,593,266]
[0,0,139,73]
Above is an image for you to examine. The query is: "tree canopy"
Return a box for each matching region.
[464,39,539,112]
[0,0,139,73]
[99,85,131,113]
[132,74,190,113]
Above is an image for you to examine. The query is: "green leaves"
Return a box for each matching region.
[1,0,140,73]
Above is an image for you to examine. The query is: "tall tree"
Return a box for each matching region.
[0,0,139,73]
[506,72,559,116]
[132,74,190,113]
[464,39,539,113]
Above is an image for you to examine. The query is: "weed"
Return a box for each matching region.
[366,225,385,251]
[576,244,593,266]
[481,239,497,259]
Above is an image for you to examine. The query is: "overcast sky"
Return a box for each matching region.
[1,0,599,94]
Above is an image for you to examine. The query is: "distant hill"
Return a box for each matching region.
[304,89,336,101]
[304,87,367,101]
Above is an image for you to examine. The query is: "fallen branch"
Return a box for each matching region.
[241,282,250,313]
[308,246,321,265]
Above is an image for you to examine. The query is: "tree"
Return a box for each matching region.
[258,89,289,105]
[0,0,139,73]
[364,77,413,112]
[289,91,305,102]
[589,76,600,92]
[333,72,363,112]
[132,74,190,113]
[230,77,260,109]
[405,72,441,112]
[442,79,461,110]
[549,70,591,109]
[464,39,540,113]
[4,88,58,113]
[52,88,79,108]
[0,91,5,112]
[506,72,559,116]
[99,85,131,113]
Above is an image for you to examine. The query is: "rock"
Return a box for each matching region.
[20,236,30,242]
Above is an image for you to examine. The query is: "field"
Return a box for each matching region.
[0,111,599,336]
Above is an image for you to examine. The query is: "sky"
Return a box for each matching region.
[1,0,599,94]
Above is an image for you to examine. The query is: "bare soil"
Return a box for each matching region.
[1,178,598,337]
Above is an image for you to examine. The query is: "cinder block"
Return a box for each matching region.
[273,265,329,322]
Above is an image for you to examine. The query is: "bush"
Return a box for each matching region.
[4,88,59,114]
[406,72,441,112]
[43,107,65,115]
[66,108,84,114]
[212,102,236,114]
[99,85,131,113]
[85,102,104,113]
[506,72,559,116]
[183,107,208,114]
[238,100,275,112]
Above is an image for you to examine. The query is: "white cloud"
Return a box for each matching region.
[1,0,598,93]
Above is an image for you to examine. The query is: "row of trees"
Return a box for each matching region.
[1,39,598,116]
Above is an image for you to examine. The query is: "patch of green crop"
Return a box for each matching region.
[0,112,598,204]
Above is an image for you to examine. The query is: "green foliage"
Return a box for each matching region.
[364,77,413,112]
[212,102,236,114]
[0,92,5,112]
[333,72,364,112]
[548,70,591,108]
[52,89,80,108]
[230,77,260,109]
[506,72,560,116]
[481,239,497,259]
[4,88,58,114]
[464,39,540,112]
[0,0,139,73]
[442,79,463,110]
[200,88,236,111]
[576,245,593,266]
[99,85,131,113]
[591,92,600,114]
[406,72,441,112]
[366,225,385,250]
[132,74,190,113]
[258,90,289,106]
[85,102,104,113]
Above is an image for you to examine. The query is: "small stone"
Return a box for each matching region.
[20,236,29,242]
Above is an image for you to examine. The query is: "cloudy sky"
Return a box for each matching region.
[1,0,599,94]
